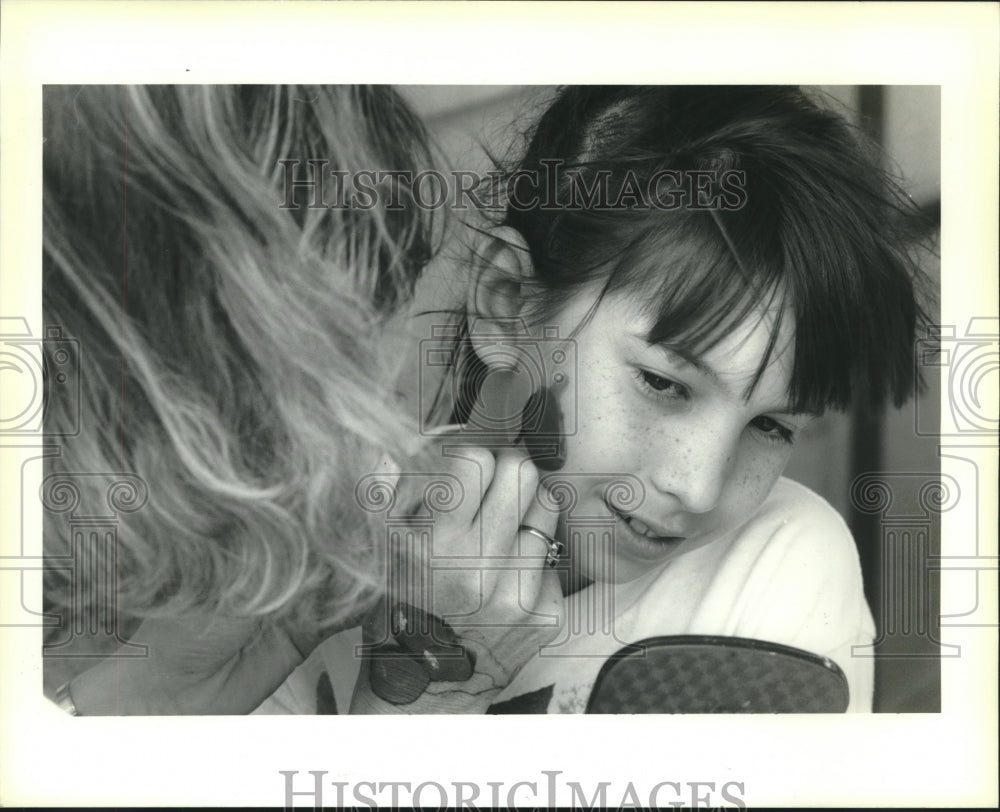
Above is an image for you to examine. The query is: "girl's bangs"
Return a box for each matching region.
[601,194,910,415]
[608,213,793,404]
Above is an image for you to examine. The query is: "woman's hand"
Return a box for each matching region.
[350,442,564,714]
[57,441,561,716]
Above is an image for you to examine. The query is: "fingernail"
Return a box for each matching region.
[391,602,459,648]
[421,644,475,682]
[368,645,431,705]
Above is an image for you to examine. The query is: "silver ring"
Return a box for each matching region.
[519,524,565,568]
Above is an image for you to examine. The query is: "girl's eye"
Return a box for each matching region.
[636,369,689,400]
[750,415,795,445]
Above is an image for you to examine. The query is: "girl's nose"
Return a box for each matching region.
[649,433,734,515]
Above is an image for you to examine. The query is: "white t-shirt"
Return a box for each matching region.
[255,477,875,714]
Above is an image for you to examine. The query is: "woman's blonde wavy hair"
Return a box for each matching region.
[43,85,436,635]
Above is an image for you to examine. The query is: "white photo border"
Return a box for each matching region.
[1,1,997,808]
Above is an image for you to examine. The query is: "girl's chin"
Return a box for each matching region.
[574,558,649,585]
[574,552,677,585]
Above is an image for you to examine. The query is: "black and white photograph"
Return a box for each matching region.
[1,2,996,809]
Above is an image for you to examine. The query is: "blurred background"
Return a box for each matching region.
[398,85,942,713]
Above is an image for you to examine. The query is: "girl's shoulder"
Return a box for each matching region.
[662,477,860,601]
[718,477,861,587]
[723,478,864,603]
[755,476,853,541]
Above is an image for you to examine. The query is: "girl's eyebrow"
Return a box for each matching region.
[654,343,720,383]
[630,332,721,383]
[633,333,822,418]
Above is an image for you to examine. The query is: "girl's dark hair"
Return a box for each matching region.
[457,85,931,421]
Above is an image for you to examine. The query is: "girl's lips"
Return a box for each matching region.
[625,515,670,540]
[606,501,683,542]
[606,503,686,559]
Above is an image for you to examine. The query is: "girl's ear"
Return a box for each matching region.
[465,226,538,438]
[468,226,534,360]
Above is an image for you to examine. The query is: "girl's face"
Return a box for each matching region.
[529,287,815,585]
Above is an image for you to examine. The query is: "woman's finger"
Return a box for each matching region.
[505,481,565,610]
[477,447,538,549]
[390,440,495,535]
[519,484,560,545]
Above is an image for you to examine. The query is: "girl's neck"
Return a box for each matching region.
[558,559,593,597]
